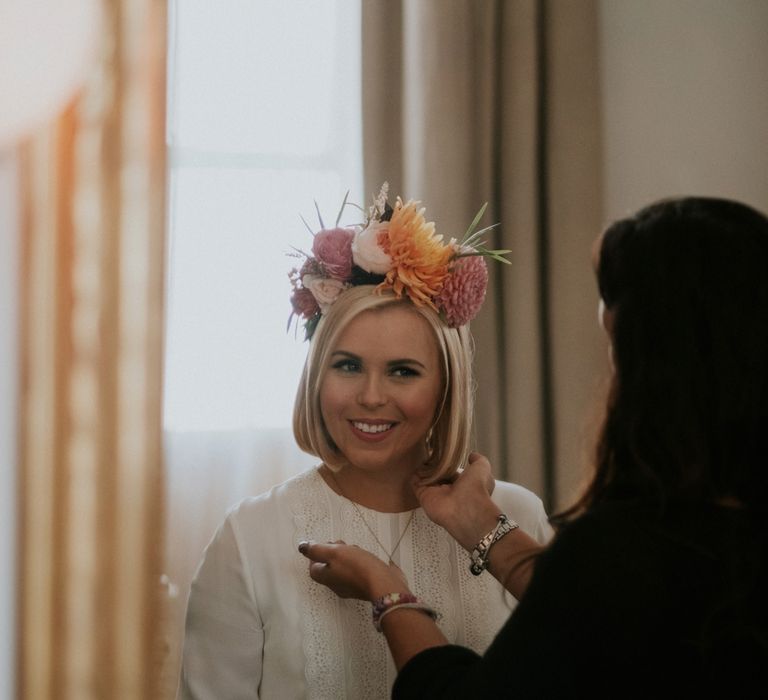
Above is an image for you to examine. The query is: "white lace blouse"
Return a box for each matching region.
[178,467,553,699]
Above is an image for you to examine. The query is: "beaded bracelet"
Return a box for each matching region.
[469,513,519,576]
[371,592,440,633]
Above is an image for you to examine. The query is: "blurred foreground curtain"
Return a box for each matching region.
[17,1,167,697]
[362,0,605,511]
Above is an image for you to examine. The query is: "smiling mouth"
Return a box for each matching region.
[351,421,394,434]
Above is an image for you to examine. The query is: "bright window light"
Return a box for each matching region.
[164,0,362,430]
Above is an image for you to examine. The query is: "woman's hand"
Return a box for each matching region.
[298,541,411,601]
[413,452,501,551]
[416,452,544,599]
[300,542,449,672]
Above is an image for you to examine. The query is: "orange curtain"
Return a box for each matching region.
[16,1,168,697]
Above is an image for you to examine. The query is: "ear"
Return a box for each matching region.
[598,299,615,336]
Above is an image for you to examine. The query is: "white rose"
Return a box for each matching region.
[303,275,347,312]
[352,222,392,274]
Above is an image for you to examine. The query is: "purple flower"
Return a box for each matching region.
[436,255,488,327]
[312,227,355,280]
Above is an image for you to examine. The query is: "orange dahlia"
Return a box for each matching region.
[377,198,453,307]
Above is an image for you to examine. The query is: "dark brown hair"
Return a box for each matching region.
[557,197,768,523]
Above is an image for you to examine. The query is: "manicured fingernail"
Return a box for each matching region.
[298,541,309,554]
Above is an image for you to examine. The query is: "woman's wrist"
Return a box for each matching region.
[371,592,440,632]
[468,513,520,575]
[448,499,504,552]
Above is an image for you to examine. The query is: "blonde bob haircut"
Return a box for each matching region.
[293,285,475,484]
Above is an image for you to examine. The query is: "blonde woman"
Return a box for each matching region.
[178,187,552,699]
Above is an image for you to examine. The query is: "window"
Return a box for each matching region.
[164,0,362,431]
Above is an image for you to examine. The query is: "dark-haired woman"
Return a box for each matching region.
[301,196,768,697]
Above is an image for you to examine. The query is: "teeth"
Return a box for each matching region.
[353,422,393,434]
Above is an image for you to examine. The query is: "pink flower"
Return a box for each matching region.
[312,228,355,280]
[435,255,488,327]
[302,274,348,312]
[291,286,320,319]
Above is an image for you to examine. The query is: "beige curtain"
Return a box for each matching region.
[363,0,605,511]
[16,1,168,698]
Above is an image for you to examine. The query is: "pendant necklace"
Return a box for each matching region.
[326,468,416,565]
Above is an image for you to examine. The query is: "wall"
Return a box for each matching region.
[552,0,768,507]
[599,0,768,220]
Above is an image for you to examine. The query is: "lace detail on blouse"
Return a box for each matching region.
[335,495,392,698]
[409,510,513,652]
[285,468,516,698]
[458,546,515,651]
[411,510,459,641]
[289,470,345,700]
[288,469,398,699]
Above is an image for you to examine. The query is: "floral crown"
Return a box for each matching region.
[288,183,509,340]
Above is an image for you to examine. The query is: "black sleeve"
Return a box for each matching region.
[393,511,658,698]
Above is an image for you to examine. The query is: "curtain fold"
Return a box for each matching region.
[362,0,604,511]
[17,1,167,697]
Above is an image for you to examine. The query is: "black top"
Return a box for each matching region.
[394,500,767,698]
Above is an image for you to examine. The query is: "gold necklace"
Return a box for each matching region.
[325,468,416,564]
